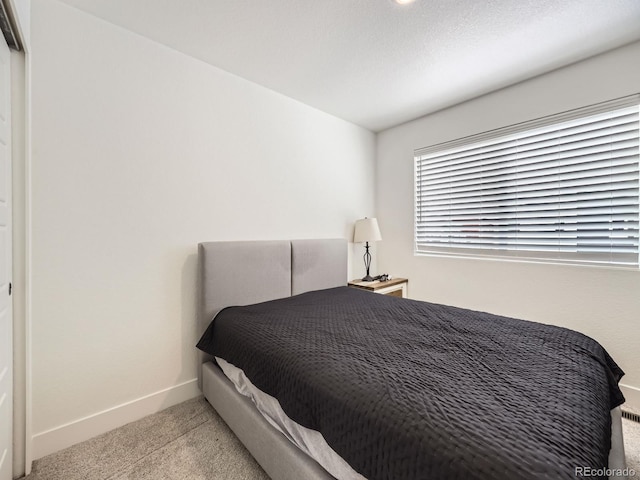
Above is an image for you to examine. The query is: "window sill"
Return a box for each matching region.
[414,250,639,272]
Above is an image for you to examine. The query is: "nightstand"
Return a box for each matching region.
[348,278,408,298]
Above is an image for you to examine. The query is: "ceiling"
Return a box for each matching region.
[57,0,640,132]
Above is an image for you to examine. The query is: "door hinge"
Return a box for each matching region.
[8,282,11,295]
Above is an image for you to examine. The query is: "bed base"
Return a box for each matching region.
[202,361,335,480]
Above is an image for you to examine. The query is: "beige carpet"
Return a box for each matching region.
[21,397,640,480]
[22,397,269,480]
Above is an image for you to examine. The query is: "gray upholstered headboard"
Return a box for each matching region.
[198,238,348,341]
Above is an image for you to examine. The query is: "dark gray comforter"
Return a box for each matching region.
[197,286,624,480]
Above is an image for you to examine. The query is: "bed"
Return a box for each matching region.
[196,238,628,480]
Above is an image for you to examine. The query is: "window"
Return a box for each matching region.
[414,96,640,267]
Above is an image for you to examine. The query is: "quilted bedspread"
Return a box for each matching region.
[197,286,624,480]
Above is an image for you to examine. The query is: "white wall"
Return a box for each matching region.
[28,0,375,458]
[376,41,640,410]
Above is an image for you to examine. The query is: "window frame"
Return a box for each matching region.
[414,95,640,269]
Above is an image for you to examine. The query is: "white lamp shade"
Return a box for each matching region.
[353,217,382,243]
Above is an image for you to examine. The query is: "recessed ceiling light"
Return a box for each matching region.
[394,0,416,4]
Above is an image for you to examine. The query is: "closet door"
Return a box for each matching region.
[0,32,12,480]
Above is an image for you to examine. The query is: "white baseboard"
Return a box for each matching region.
[31,378,200,460]
[620,383,640,412]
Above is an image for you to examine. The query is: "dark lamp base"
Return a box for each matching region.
[361,275,375,282]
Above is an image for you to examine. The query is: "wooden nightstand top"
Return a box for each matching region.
[348,277,408,292]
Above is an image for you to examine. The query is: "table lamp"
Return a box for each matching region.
[353,217,382,282]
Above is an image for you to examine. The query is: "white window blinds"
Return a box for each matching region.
[414,96,640,267]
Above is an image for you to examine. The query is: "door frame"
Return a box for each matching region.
[2,0,30,476]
